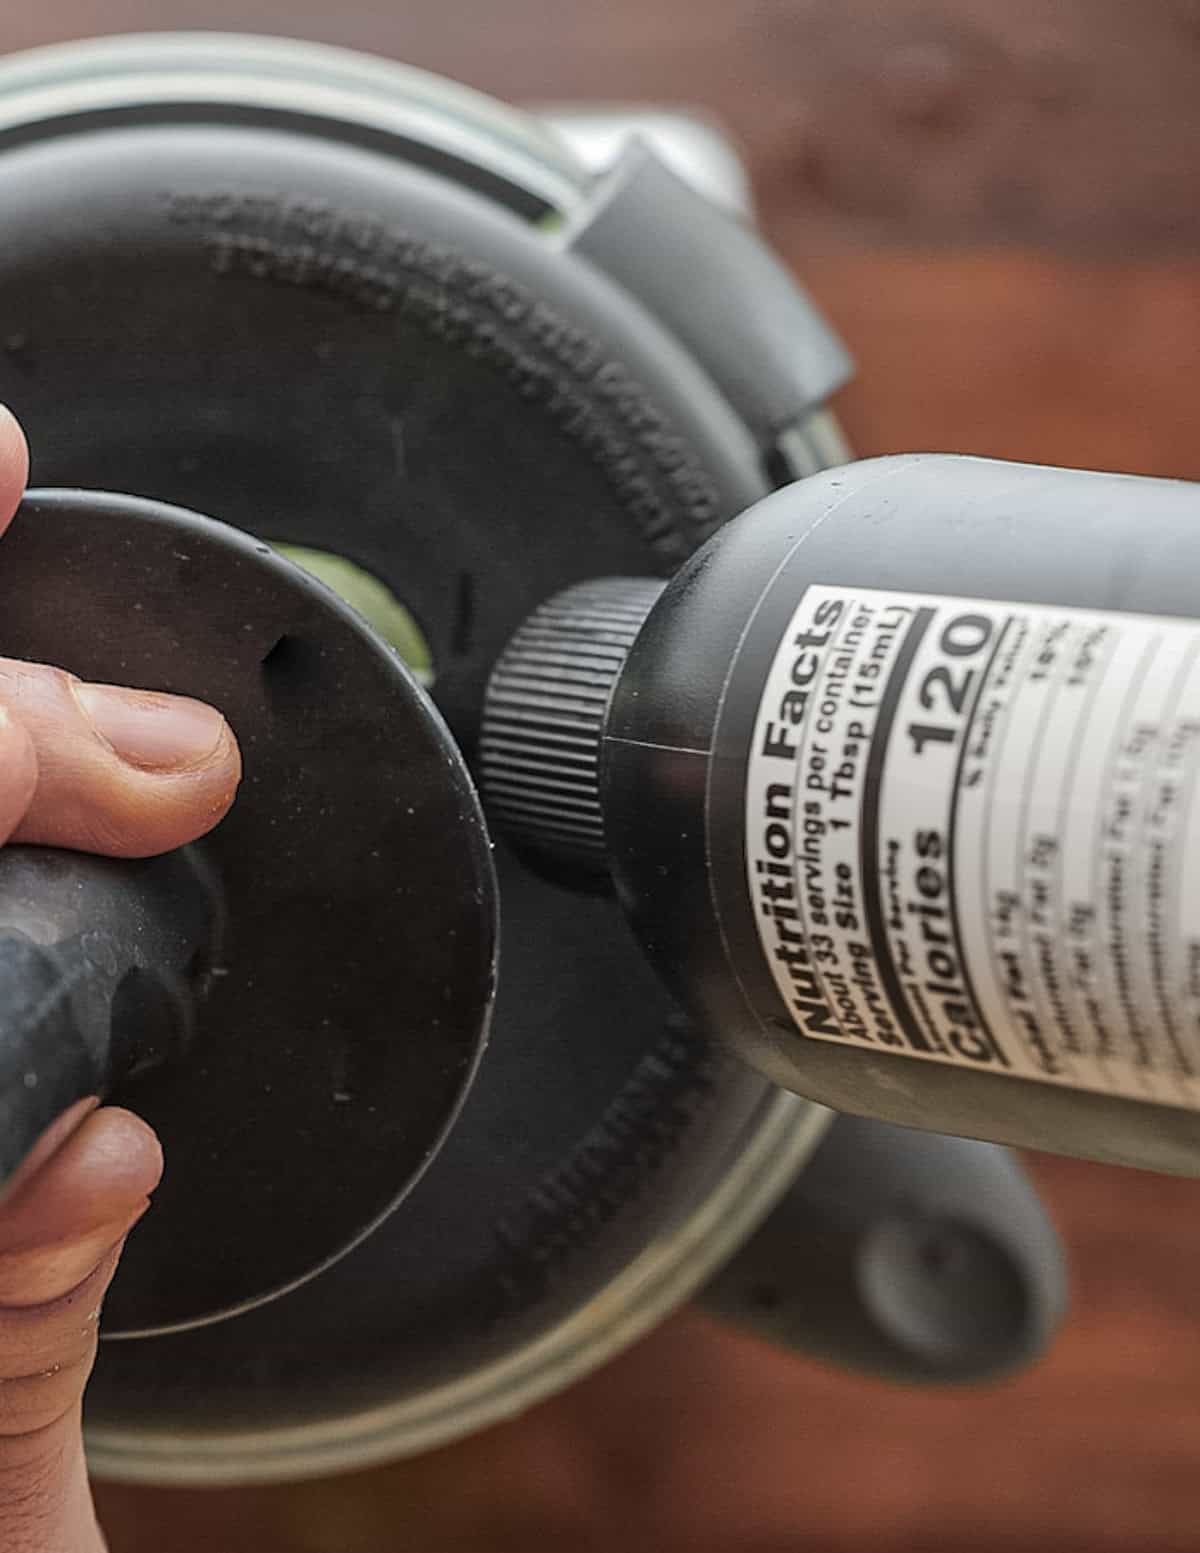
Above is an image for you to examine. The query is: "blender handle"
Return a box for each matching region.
[701,1113,1067,1385]
[0,844,215,1190]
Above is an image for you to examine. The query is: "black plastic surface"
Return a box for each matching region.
[0,121,765,758]
[0,846,216,1186]
[0,109,801,1430]
[568,143,853,449]
[703,1114,1067,1384]
[0,491,497,1335]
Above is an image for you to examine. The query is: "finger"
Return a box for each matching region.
[0,659,241,857]
[0,410,39,842]
[0,707,37,846]
[0,1249,125,1440]
[0,1106,160,1553]
[0,1108,162,1302]
[0,1105,158,1428]
[0,406,29,536]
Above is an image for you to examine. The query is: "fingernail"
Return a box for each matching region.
[0,402,26,451]
[74,684,228,773]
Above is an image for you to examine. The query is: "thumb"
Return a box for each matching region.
[0,405,29,532]
[0,1103,161,1553]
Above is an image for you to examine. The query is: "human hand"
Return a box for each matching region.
[0,406,241,1552]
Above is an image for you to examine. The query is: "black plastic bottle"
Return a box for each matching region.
[484,454,1200,1175]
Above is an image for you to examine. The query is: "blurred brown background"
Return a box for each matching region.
[4,2,1200,1549]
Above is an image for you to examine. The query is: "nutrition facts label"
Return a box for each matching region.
[744,584,1200,1108]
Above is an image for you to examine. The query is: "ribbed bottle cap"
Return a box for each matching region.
[481,577,665,868]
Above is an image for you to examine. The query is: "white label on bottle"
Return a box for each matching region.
[744,585,1200,1107]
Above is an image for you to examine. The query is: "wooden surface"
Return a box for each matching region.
[3,3,1200,1549]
